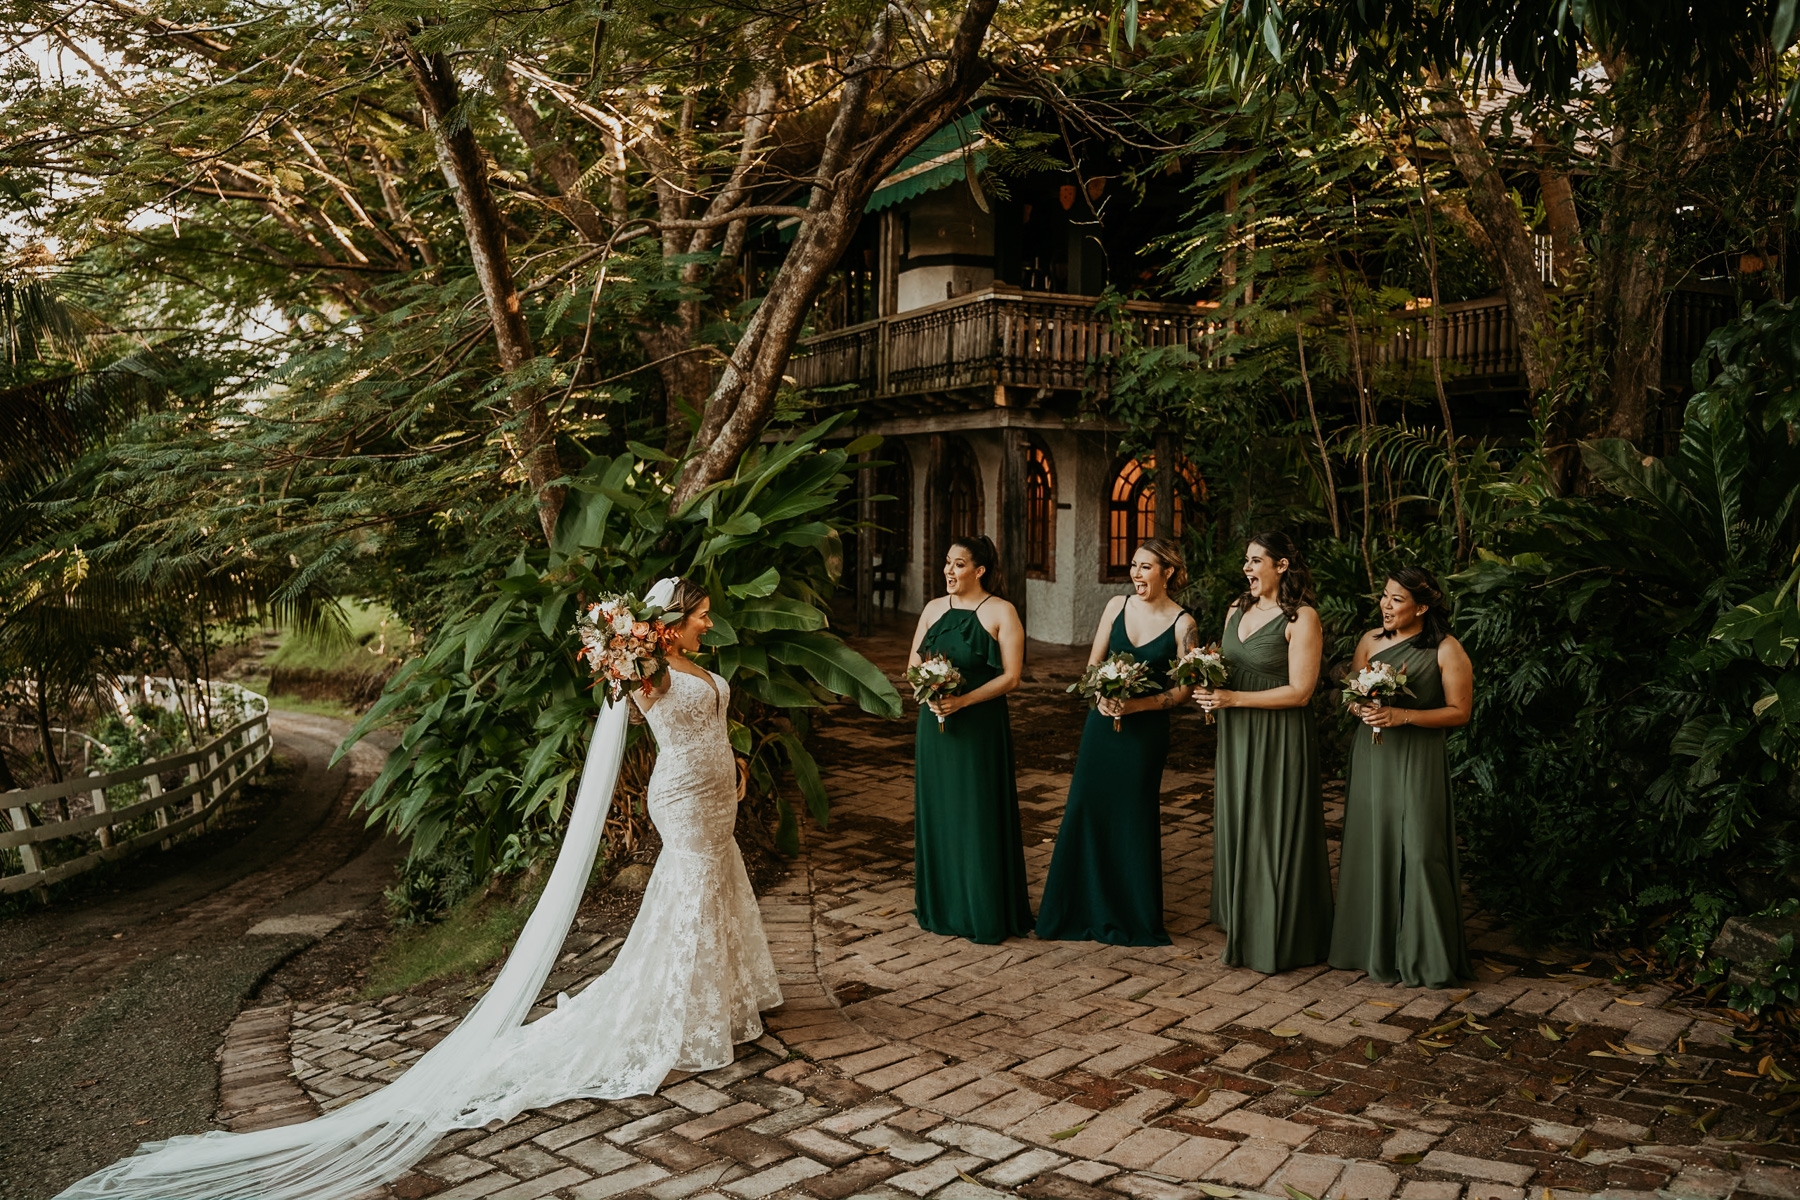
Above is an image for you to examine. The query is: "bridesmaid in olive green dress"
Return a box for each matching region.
[1037,539,1198,945]
[1195,532,1334,973]
[908,535,1033,944]
[1329,566,1475,988]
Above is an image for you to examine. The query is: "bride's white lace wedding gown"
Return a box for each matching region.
[57,668,782,1200]
[462,668,782,1116]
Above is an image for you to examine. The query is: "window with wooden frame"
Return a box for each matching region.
[1105,454,1199,579]
[945,438,982,540]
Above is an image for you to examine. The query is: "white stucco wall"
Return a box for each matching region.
[896,190,995,313]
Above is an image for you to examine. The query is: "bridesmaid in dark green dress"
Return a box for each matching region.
[1330,566,1475,988]
[1195,532,1334,973]
[908,535,1032,944]
[1037,539,1198,945]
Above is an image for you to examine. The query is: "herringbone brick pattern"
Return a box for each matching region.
[259,674,1800,1200]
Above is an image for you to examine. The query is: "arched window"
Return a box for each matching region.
[1025,437,1055,579]
[1105,454,1199,578]
[945,438,982,539]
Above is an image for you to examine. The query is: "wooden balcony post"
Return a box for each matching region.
[927,434,951,602]
[1153,434,1175,542]
[856,450,875,638]
[999,428,1029,635]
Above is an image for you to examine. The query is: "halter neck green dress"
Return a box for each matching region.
[912,600,1033,944]
[1036,601,1180,945]
[1211,607,1333,973]
[1329,637,1473,988]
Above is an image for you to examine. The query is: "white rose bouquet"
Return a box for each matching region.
[1068,651,1158,732]
[905,654,965,731]
[1169,643,1229,724]
[574,592,676,702]
[1342,659,1416,744]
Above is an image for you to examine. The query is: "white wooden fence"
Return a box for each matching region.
[1,679,272,896]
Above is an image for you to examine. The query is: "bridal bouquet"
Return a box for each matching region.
[574,592,677,702]
[906,654,965,731]
[1069,651,1158,731]
[1170,643,1229,724]
[1342,660,1416,744]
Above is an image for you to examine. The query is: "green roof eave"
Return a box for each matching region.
[866,111,987,213]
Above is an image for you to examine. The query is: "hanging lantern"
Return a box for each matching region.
[1087,176,1107,202]
[1058,184,1077,210]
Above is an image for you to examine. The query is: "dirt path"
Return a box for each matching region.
[0,713,400,1199]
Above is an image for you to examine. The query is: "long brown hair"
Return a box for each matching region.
[1234,531,1316,622]
[1135,537,1189,593]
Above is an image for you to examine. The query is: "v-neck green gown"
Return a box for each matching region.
[912,603,1033,944]
[1210,607,1334,973]
[1328,637,1473,988]
[1035,602,1179,946]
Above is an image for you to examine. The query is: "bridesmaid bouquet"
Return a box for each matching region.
[906,654,965,731]
[1170,643,1229,725]
[1342,660,1416,744]
[574,592,677,702]
[1069,652,1157,732]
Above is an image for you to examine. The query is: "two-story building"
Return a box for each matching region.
[773,111,1734,645]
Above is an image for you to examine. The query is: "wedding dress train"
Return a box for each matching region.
[57,667,781,1200]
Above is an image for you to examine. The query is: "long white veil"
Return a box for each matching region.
[57,699,631,1200]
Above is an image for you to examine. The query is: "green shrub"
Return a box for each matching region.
[1448,304,1800,945]
[339,415,901,883]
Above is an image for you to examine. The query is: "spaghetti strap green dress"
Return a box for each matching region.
[1035,603,1178,945]
[1211,608,1334,973]
[913,602,1033,944]
[1329,638,1473,988]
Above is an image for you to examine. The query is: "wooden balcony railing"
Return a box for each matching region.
[1376,289,1734,388]
[792,286,1736,403]
[788,287,1217,401]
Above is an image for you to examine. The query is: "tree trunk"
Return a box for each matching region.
[404,45,565,542]
[33,685,61,785]
[1591,60,1704,446]
[1422,75,1554,395]
[668,0,1001,510]
[1533,130,1583,281]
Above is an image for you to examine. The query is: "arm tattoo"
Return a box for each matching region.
[1156,690,1180,709]
[1178,619,1200,657]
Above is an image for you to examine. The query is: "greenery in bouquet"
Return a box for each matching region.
[1342,660,1415,744]
[574,593,677,702]
[1068,651,1158,731]
[905,654,965,730]
[1170,644,1229,724]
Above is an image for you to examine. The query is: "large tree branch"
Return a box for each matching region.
[1422,72,1554,393]
[400,39,564,543]
[497,69,609,245]
[669,0,1002,509]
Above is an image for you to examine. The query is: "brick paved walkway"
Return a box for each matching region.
[266,654,1800,1200]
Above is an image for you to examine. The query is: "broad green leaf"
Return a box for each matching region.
[727,567,781,599]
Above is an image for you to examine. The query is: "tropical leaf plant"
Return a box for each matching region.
[1449,303,1800,948]
[339,414,901,879]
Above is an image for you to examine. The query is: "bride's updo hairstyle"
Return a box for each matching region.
[1380,565,1453,650]
[657,577,711,626]
[949,534,1003,598]
[1235,530,1316,623]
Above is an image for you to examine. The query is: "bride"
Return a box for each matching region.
[58,577,783,1200]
